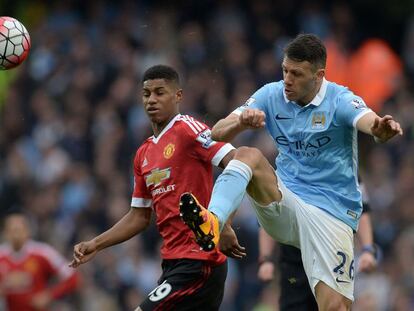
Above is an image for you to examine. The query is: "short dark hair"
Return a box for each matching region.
[142,65,180,84]
[284,34,327,69]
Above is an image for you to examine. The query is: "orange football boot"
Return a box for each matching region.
[179,192,220,251]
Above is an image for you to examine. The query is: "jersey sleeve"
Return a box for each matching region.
[180,116,235,167]
[131,149,152,208]
[335,92,372,128]
[232,84,270,116]
[359,181,371,213]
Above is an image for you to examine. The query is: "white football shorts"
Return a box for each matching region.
[250,176,355,301]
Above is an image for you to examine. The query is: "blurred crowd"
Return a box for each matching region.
[0,0,413,310]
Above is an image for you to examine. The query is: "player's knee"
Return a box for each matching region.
[234,146,263,169]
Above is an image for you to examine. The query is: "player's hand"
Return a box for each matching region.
[30,290,52,310]
[371,115,403,143]
[357,251,377,273]
[69,240,98,268]
[258,261,274,282]
[219,225,246,259]
[239,109,266,130]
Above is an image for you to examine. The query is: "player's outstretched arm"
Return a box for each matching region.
[356,111,403,143]
[212,113,244,142]
[70,207,152,268]
[212,109,266,142]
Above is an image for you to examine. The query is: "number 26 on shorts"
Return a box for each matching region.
[333,251,354,283]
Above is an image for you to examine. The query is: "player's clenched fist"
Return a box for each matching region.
[69,240,98,268]
[239,108,266,129]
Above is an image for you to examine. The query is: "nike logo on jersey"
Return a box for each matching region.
[335,277,350,284]
[275,114,292,120]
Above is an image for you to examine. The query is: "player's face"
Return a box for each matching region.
[4,215,30,251]
[282,57,325,105]
[142,79,182,126]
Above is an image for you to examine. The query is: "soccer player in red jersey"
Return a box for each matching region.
[70,65,239,310]
[0,213,79,311]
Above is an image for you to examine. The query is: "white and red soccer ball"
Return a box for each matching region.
[0,16,31,70]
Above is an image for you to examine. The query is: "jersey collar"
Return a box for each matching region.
[283,78,328,107]
[151,113,181,144]
[3,240,32,259]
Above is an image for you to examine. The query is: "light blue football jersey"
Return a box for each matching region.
[234,78,372,230]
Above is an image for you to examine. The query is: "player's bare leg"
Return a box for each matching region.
[315,281,352,311]
[180,146,281,250]
[234,147,282,206]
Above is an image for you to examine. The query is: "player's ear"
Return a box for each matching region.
[175,89,183,102]
[316,68,325,81]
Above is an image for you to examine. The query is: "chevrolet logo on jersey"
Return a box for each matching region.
[145,168,171,187]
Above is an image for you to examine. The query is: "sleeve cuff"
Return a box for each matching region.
[131,197,152,208]
[352,109,372,128]
[211,143,235,167]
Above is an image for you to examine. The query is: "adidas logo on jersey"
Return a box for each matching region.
[142,158,148,167]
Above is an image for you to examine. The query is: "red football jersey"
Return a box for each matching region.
[132,114,234,263]
[0,240,78,311]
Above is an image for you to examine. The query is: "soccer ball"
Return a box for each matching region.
[0,16,31,70]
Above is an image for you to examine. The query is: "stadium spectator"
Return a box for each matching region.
[0,213,79,311]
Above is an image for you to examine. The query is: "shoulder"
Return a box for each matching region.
[176,115,220,149]
[245,81,283,108]
[26,241,59,259]
[135,139,152,160]
[177,114,210,137]
[326,81,364,107]
[327,81,356,100]
[0,244,10,257]
[256,81,282,95]
[273,81,285,90]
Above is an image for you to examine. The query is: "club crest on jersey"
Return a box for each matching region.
[196,129,216,149]
[163,143,175,159]
[145,168,171,187]
[311,112,326,129]
[24,259,39,273]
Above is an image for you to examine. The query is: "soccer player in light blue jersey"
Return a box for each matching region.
[179,34,402,311]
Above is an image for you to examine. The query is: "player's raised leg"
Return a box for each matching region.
[315,282,352,311]
[209,146,282,214]
[180,146,281,250]
[179,192,221,251]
